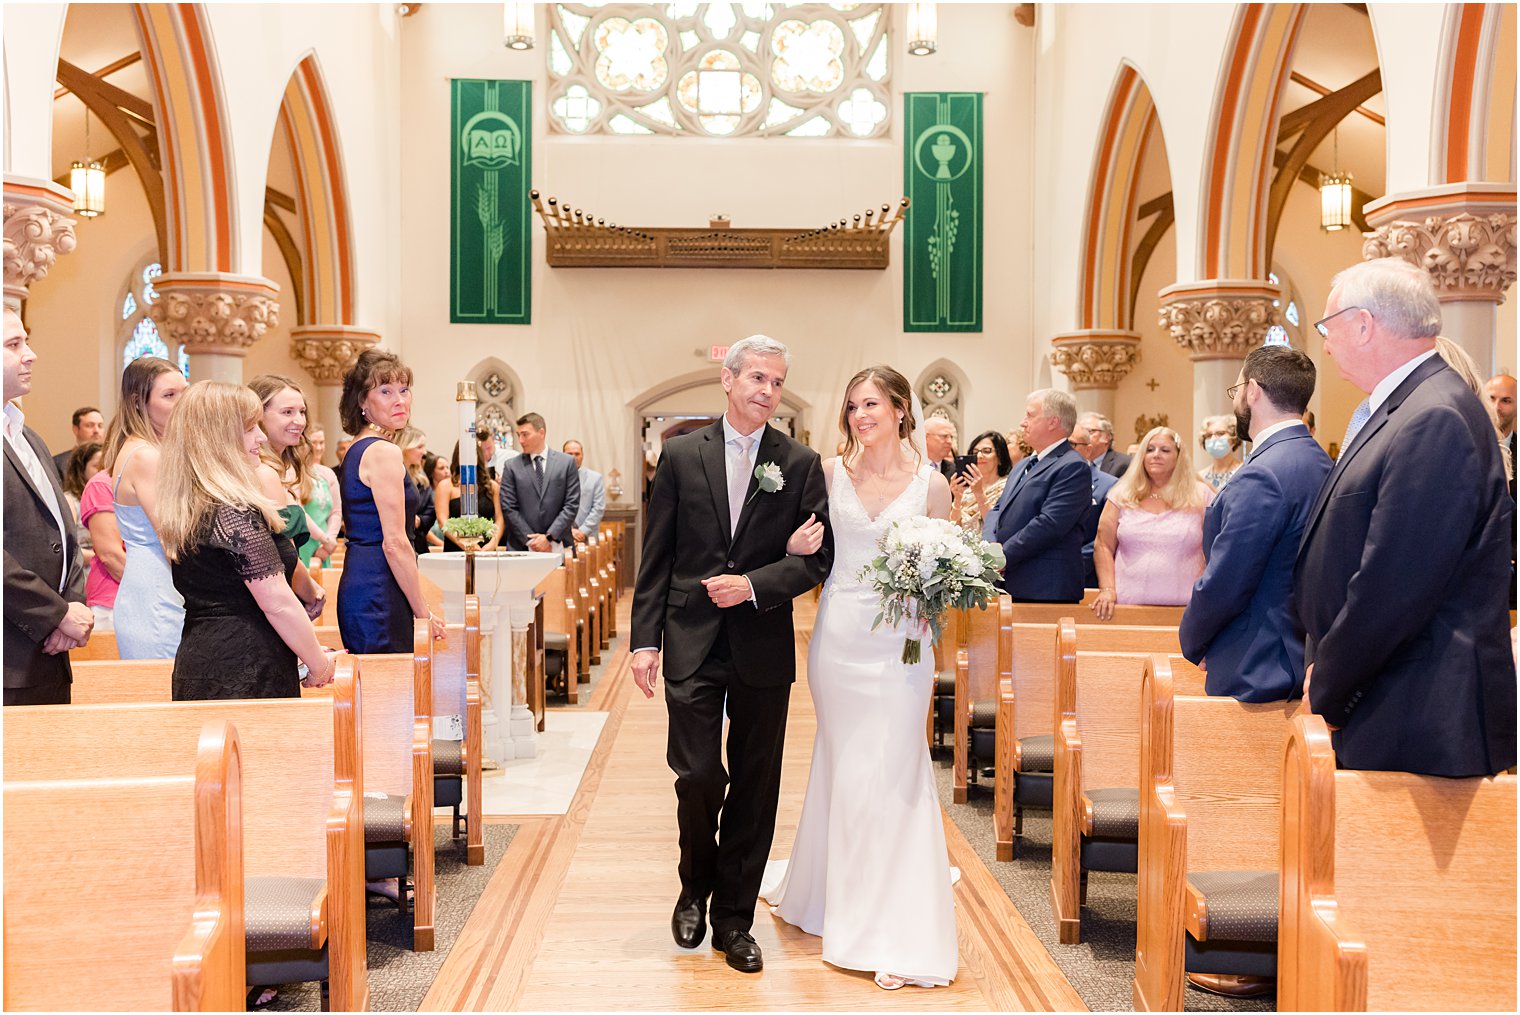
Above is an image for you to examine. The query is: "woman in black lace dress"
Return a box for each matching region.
[157,381,337,700]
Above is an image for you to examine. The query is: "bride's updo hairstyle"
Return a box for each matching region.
[838,365,918,473]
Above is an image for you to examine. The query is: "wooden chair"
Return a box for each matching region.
[3,720,245,1012]
[1277,714,1517,1011]
[1050,627,1202,944]
[993,616,1185,861]
[952,603,999,803]
[1133,657,1299,1010]
[431,596,485,865]
[4,661,368,1011]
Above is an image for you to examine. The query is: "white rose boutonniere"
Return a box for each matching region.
[747,461,785,504]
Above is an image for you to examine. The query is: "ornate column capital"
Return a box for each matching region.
[290,325,382,386]
[1048,330,1142,389]
[144,273,280,355]
[1362,183,1517,303]
[1156,278,1281,361]
[3,176,78,308]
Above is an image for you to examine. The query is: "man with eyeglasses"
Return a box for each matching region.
[1069,422,1118,590]
[1075,411,1131,478]
[1296,257,1515,778]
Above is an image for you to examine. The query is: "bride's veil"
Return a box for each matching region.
[907,387,930,467]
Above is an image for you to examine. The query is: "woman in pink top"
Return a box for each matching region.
[79,468,123,628]
[1090,425,1215,620]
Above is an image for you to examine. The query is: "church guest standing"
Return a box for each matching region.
[1077,411,1132,478]
[303,424,343,545]
[501,412,580,552]
[923,416,958,481]
[1180,347,1331,701]
[52,404,104,480]
[990,389,1091,603]
[336,349,445,653]
[159,382,337,700]
[3,306,91,704]
[1069,423,1118,589]
[563,439,605,544]
[250,375,338,576]
[1196,415,1243,492]
[402,428,436,554]
[1091,426,1214,619]
[1297,257,1515,777]
[80,465,123,629]
[949,430,1010,535]
[106,355,189,659]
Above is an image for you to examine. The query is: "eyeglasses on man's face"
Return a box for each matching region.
[1313,305,1366,337]
[1226,382,1247,400]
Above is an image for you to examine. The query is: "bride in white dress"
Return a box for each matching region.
[760,365,959,990]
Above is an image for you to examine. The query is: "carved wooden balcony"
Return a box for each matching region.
[530,191,909,270]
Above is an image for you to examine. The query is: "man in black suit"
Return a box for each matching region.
[51,404,103,479]
[500,412,580,552]
[630,335,831,973]
[923,415,958,481]
[1296,258,1515,777]
[991,389,1091,602]
[1070,422,1118,589]
[3,307,91,704]
[1077,411,1131,478]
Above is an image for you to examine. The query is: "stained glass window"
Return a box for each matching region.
[1264,264,1303,350]
[121,292,136,320]
[1285,300,1300,327]
[549,3,889,138]
[120,259,189,378]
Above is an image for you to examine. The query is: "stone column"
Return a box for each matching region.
[3,175,78,309]
[145,273,280,383]
[291,325,381,461]
[1362,183,1517,376]
[1048,329,1142,419]
[1157,279,1281,433]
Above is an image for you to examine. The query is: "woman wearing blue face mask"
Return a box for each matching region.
[1196,415,1242,492]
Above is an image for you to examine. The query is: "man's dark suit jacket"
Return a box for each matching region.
[499,448,581,550]
[51,447,74,481]
[1181,424,1331,702]
[1295,356,1516,776]
[992,440,1091,603]
[5,424,86,693]
[630,421,831,686]
[1097,448,1132,478]
[1082,467,1118,588]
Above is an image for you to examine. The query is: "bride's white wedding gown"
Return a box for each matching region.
[760,462,958,985]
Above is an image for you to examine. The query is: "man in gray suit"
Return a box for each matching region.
[501,412,580,552]
[563,439,605,544]
[4,307,92,704]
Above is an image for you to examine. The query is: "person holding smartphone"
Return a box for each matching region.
[949,430,1013,534]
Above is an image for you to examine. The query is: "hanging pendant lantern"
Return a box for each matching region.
[504,2,535,50]
[906,3,938,56]
[70,109,106,218]
[1319,127,1352,232]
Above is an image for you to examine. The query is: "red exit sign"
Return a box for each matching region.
[709,345,730,362]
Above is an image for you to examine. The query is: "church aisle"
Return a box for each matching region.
[425,598,1085,1011]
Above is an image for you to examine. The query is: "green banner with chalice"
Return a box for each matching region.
[903,93,982,332]
[451,79,532,324]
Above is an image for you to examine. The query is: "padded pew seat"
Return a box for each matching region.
[1080,787,1139,873]
[432,738,463,777]
[246,876,326,952]
[1183,869,1278,979]
[363,792,408,843]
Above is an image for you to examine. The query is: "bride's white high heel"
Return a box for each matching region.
[875,972,937,990]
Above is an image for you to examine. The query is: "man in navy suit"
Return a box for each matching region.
[1296,258,1515,777]
[1180,346,1331,701]
[992,389,1091,602]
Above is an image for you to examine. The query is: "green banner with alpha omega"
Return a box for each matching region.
[451,79,531,324]
[904,93,982,332]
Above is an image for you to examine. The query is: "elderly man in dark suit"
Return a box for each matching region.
[1070,422,1119,589]
[1296,258,1515,777]
[991,388,1091,603]
[1077,411,1131,478]
[1182,346,1331,702]
[3,307,92,704]
[500,412,580,552]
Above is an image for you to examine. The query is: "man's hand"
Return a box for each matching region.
[631,649,660,698]
[44,602,95,654]
[702,574,753,609]
[1302,663,1341,729]
[572,527,587,543]
[1198,657,1208,674]
[528,533,552,552]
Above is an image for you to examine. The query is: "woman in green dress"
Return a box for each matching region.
[249,376,339,587]
[303,424,343,547]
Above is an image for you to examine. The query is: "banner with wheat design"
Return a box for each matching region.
[451,79,532,324]
[903,92,982,332]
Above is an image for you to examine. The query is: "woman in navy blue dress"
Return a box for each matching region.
[336,349,445,653]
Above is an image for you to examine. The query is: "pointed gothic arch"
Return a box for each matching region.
[1431,2,1517,185]
[915,359,969,440]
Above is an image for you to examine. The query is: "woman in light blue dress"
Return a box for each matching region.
[105,356,189,658]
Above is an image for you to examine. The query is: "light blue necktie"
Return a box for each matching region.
[1341,398,1371,451]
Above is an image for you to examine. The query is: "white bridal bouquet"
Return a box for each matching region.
[859,516,1007,664]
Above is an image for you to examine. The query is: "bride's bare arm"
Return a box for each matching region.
[925,469,954,521]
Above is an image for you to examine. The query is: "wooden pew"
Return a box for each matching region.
[993,615,1187,861]
[430,597,485,865]
[1134,657,1299,1010]
[70,628,121,662]
[540,562,581,703]
[1011,595,1185,628]
[4,662,368,1011]
[571,551,601,668]
[1050,627,1203,944]
[3,720,245,1012]
[1278,715,1517,1012]
[318,566,342,627]
[952,603,999,803]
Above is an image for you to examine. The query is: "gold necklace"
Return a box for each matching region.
[366,422,398,442]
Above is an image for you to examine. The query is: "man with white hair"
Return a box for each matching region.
[1296,257,1515,777]
[1076,411,1131,478]
[923,415,958,480]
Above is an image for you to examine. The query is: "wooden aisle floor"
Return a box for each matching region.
[423,598,1085,1012]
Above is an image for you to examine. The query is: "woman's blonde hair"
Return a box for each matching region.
[248,374,313,502]
[1110,426,1210,511]
[102,356,179,472]
[400,426,428,487]
[157,381,282,561]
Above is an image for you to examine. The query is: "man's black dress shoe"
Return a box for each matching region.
[671,895,706,948]
[711,929,763,973]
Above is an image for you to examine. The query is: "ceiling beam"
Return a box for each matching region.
[1279,68,1382,138]
[1129,196,1175,323]
[265,186,297,214]
[56,58,156,125]
[263,204,305,326]
[1289,70,1385,127]
[53,52,143,101]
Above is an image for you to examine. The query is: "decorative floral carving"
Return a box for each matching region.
[1362,211,1517,300]
[291,328,380,385]
[3,199,77,305]
[1158,295,1278,360]
[145,278,280,354]
[1048,334,1141,389]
